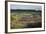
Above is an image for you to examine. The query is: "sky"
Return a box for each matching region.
[10,4,42,10]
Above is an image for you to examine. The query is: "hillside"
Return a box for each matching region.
[10,9,42,29]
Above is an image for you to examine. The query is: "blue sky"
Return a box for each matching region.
[10,4,42,10]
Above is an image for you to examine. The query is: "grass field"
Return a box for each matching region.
[10,9,42,29]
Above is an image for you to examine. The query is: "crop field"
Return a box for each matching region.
[10,9,42,29]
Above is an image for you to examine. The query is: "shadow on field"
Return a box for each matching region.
[24,22,42,28]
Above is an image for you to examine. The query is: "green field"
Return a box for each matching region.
[10,9,42,29]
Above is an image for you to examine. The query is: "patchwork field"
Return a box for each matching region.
[10,9,42,29]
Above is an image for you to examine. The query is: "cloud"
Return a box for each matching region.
[10,4,42,10]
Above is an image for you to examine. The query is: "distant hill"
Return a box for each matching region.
[11,9,41,13]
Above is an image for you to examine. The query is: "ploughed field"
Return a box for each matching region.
[10,10,42,29]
